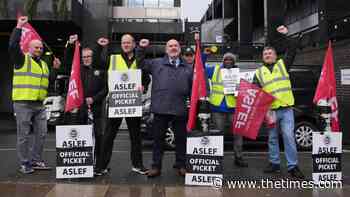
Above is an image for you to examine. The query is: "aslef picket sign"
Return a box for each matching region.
[108,70,142,118]
[185,133,224,186]
[56,125,94,179]
[312,132,342,184]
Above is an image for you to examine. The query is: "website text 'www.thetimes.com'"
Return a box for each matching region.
[211,177,342,189]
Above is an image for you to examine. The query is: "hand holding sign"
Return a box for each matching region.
[17,16,28,28]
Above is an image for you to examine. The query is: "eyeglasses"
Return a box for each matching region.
[82,55,92,59]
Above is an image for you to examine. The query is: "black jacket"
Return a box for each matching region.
[64,43,107,119]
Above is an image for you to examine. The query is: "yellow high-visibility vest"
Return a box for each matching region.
[255,59,295,109]
[209,64,236,108]
[108,54,137,72]
[12,54,49,101]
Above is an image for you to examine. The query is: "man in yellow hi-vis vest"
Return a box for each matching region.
[95,34,151,176]
[9,16,61,174]
[253,25,304,179]
[207,52,248,168]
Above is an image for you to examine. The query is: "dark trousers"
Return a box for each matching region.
[93,117,103,165]
[76,105,103,166]
[97,117,143,170]
[152,114,187,170]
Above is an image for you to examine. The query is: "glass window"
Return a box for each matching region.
[159,0,173,8]
[128,0,144,7]
[144,0,158,8]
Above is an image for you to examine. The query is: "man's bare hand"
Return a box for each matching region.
[194,33,200,41]
[17,16,28,28]
[139,39,150,48]
[68,34,78,44]
[277,25,288,35]
[53,57,61,69]
[97,37,109,47]
[86,97,94,105]
[137,86,145,92]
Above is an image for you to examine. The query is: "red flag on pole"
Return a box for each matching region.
[313,41,340,132]
[187,40,207,132]
[232,80,275,140]
[65,41,84,112]
[17,14,42,53]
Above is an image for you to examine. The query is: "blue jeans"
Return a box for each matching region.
[268,108,298,170]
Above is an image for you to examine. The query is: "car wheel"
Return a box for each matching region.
[294,121,317,150]
[165,127,175,149]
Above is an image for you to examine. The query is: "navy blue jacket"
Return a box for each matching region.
[142,56,193,116]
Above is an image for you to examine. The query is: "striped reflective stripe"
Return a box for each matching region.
[211,90,224,95]
[14,55,48,78]
[257,61,288,87]
[13,84,47,90]
[111,55,116,70]
[257,68,265,86]
[270,87,292,95]
[211,82,221,86]
[13,72,49,79]
[215,66,221,82]
[262,76,289,87]
[276,61,288,77]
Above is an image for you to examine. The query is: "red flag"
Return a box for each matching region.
[313,41,340,132]
[187,41,207,132]
[65,41,84,112]
[232,80,275,140]
[17,14,42,53]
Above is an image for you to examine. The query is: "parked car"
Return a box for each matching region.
[141,63,322,150]
[44,75,69,128]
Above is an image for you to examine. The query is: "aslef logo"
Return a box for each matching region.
[200,136,210,146]
[69,129,79,140]
[324,135,331,146]
[121,73,129,82]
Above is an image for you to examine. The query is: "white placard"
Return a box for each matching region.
[56,125,94,179]
[186,136,224,156]
[186,135,224,186]
[341,69,350,85]
[312,132,342,184]
[108,70,142,118]
[239,71,255,83]
[220,68,240,95]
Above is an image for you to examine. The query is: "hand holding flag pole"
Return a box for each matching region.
[186,33,208,132]
[313,41,340,132]
[17,14,55,58]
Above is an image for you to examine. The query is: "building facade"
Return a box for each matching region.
[201,0,350,143]
[0,0,83,113]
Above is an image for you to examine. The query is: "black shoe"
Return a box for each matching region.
[132,166,148,175]
[263,163,280,173]
[147,168,161,178]
[94,170,103,176]
[235,157,248,168]
[95,168,110,176]
[288,166,305,179]
[31,161,52,170]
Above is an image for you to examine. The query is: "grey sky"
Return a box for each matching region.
[181,0,212,22]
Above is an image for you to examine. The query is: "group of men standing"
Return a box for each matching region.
[9,16,304,179]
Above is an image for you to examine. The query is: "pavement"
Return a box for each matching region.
[0,115,349,196]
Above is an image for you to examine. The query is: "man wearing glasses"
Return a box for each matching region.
[64,35,108,171]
